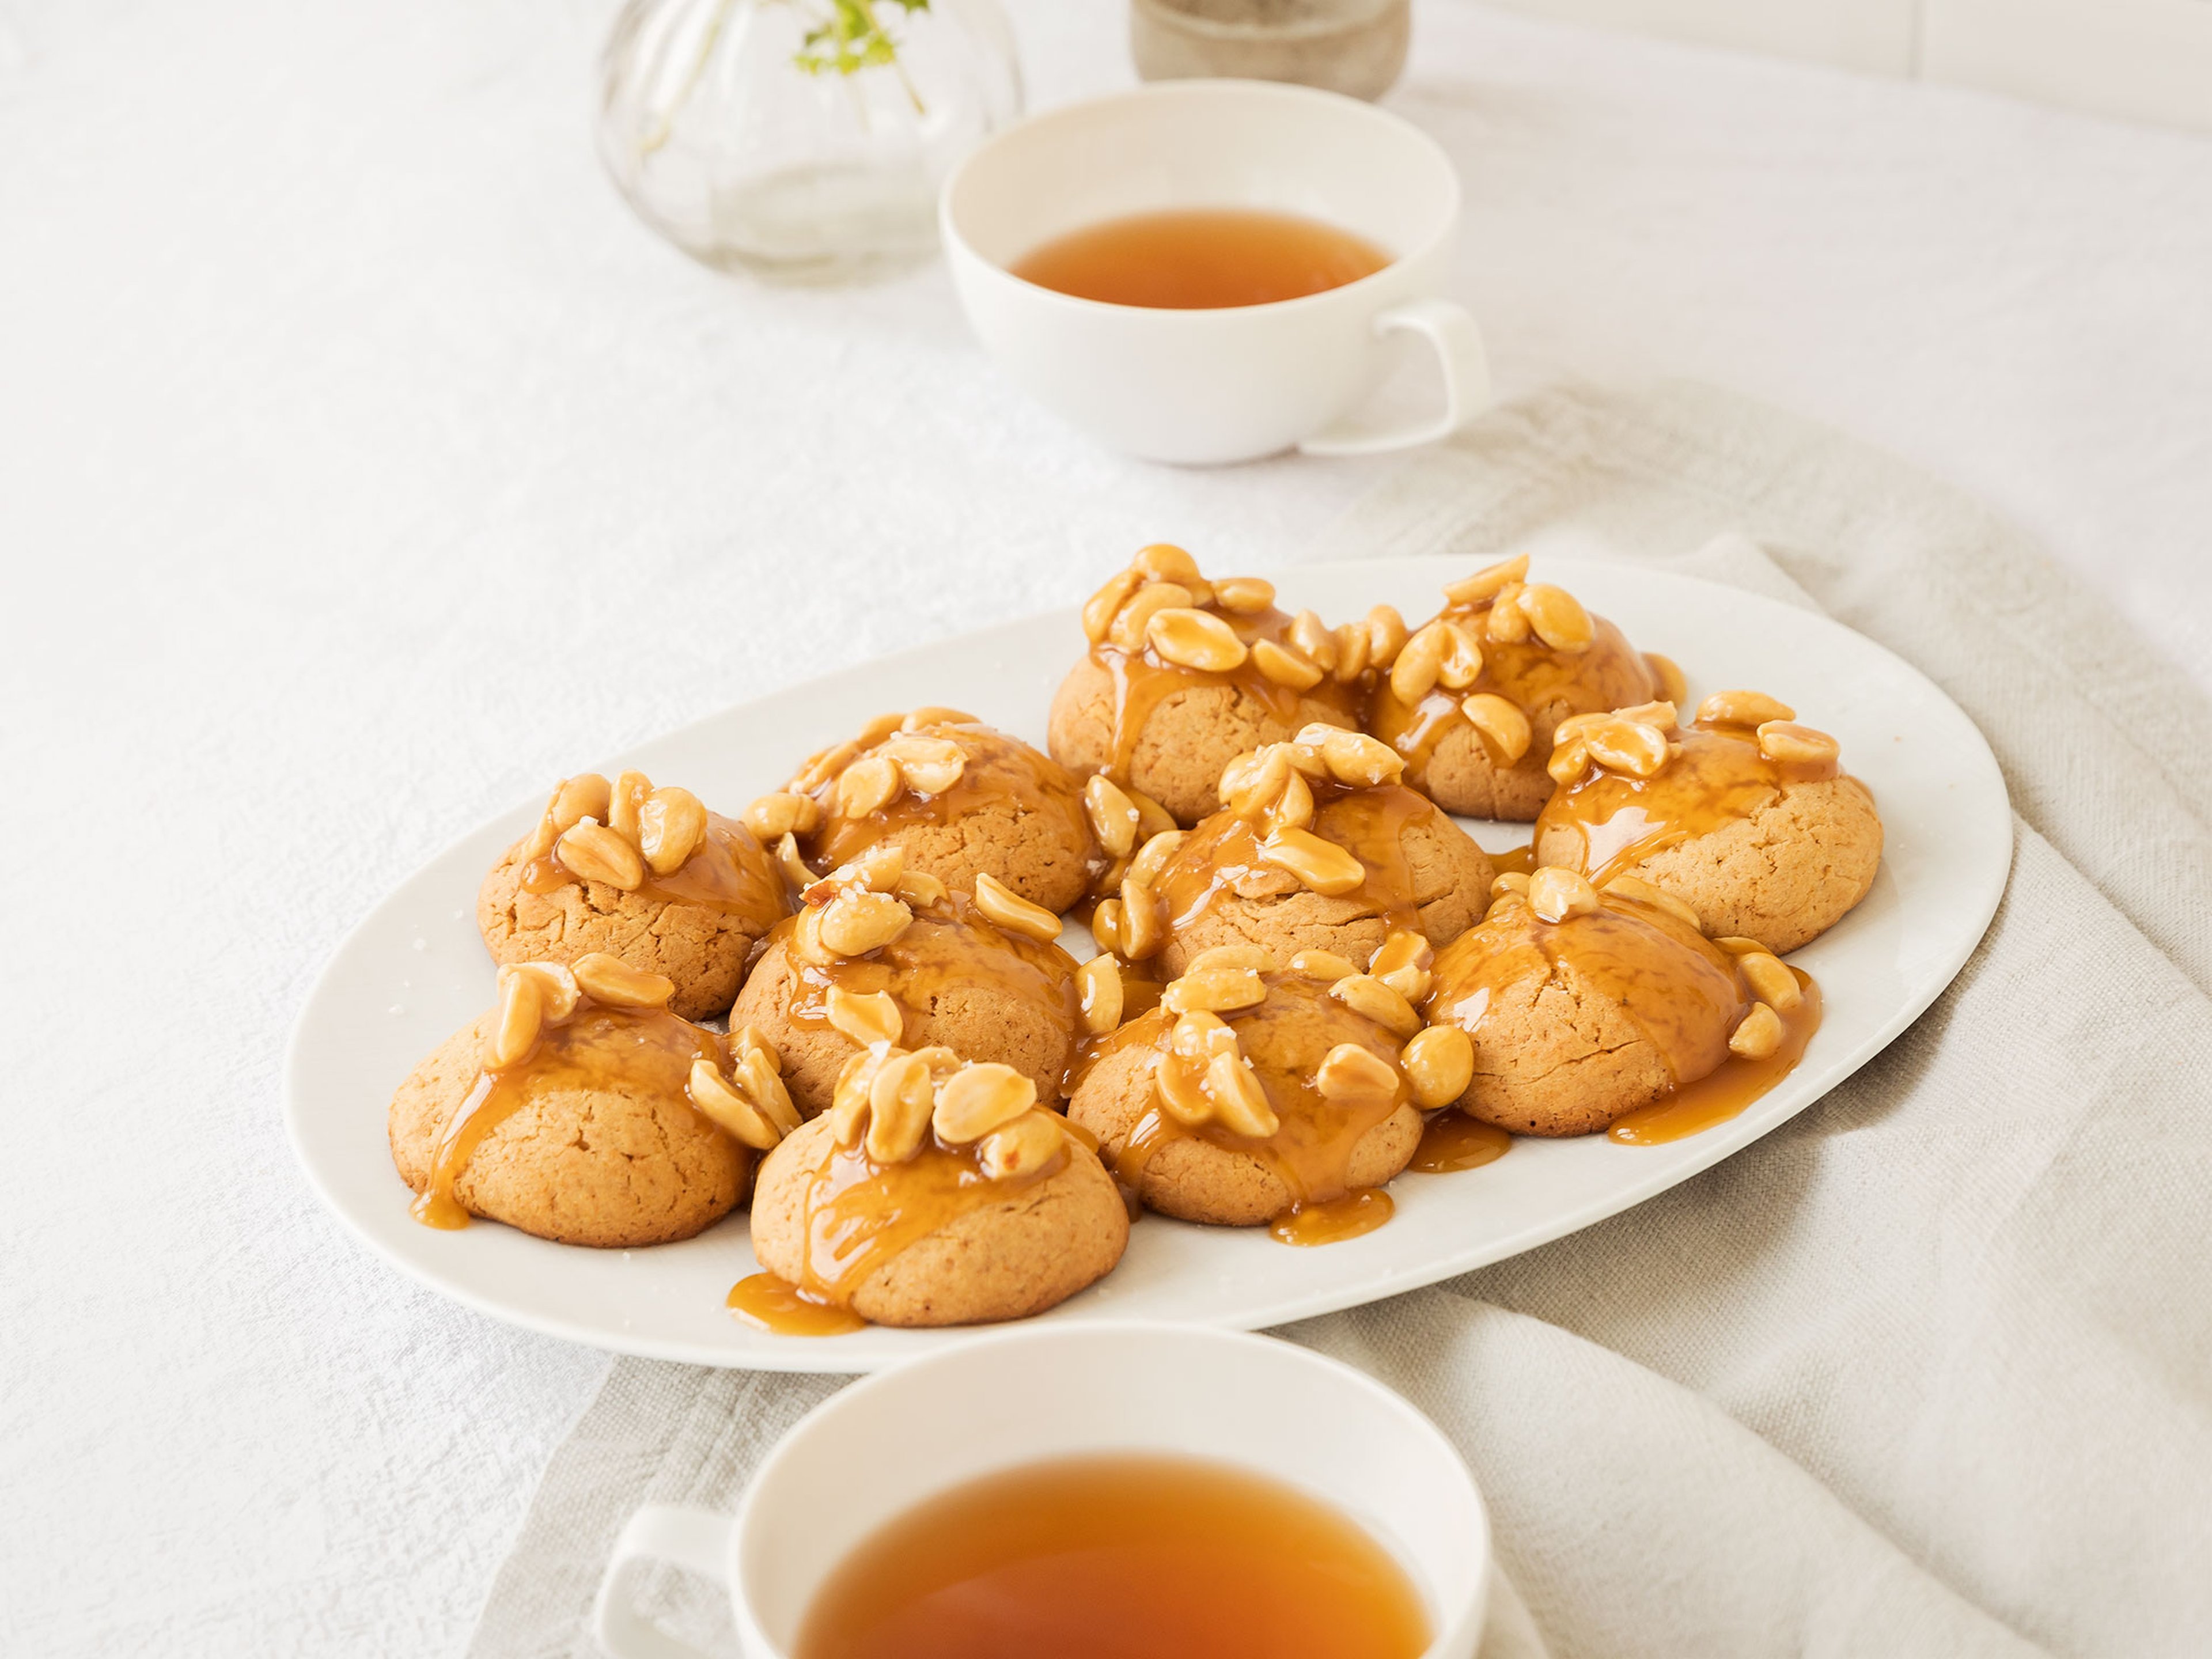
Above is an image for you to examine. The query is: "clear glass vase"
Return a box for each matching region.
[598,0,1023,285]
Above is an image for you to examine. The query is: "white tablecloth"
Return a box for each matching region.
[3,2,2208,1653]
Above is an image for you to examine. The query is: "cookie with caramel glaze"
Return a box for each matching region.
[1365,556,1663,821]
[1129,725,1493,979]
[1047,544,1360,826]
[750,1101,1127,1328]
[1529,693,1881,954]
[1067,960,1423,1228]
[727,847,1082,1117]
[479,770,787,1021]
[765,712,1103,915]
[1424,869,1781,1136]
[389,958,800,1247]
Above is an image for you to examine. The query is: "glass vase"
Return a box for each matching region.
[598,0,1024,285]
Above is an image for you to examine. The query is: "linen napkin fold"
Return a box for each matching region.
[466,381,2212,1659]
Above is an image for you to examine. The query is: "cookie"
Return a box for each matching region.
[1047,543,1362,825]
[1067,954,1440,1227]
[752,711,1107,915]
[749,1056,1128,1327]
[1423,868,1803,1135]
[389,955,802,1247]
[1365,555,1665,820]
[1122,724,1494,979]
[478,769,787,1021]
[726,844,1082,1116]
[1530,691,1881,953]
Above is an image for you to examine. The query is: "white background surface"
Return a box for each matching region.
[2,0,2207,1652]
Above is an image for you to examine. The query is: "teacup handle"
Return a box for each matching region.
[592,1502,734,1659]
[1298,297,1492,457]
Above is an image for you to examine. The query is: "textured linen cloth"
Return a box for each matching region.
[465,381,2212,1659]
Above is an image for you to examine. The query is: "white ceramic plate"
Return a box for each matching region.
[286,551,2011,1371]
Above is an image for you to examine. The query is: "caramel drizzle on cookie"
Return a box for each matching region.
[518,769,787,923]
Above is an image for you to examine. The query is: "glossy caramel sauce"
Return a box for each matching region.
[796,1452,1429,1659]
[804,722,1100,885]
[726,1273,868,1336]
[1091,975,1408,1239]
[1368,610,1657,788]
[768,891,1081,1056]
[1488,842,1536,877]
[1009,207,1392,310]
[522,813,787,927]
[1409,1112,1513,1173]
[783,1123,1074,1319]
[1609,968,1821,1143]
[411,1001,731,1231]
[1268,1187,1395,1246]
[1427,890,1820,1137]
[1158,782,1433,938]
[1534,718,1841,884]
[1091,604,1360,789]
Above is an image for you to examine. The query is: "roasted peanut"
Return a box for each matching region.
[557,819,645,891]
[1528,866,1603,923]
[818,888,914,956]
[1460,693,1532,764]
[1315,1042,1399,1107]
[744,791,821,841]
[1441,554,1529,608]
[638,786,707,876]
[1288,949,1357,982]
[570,952,673,1009]
[933,1062,1037,1143]
[1084,774,1142,859]
[825,986,904,1048]
[1756,721,1840,767]
[865,1051,937,1163]
[1698,690,1796,728]
[978,1112,1066,1180]
[1737,951,1804,1012]
[1257,827,1365,896]
[1077,953,1124,1036]
[1253,638,1324,691]
[1128,829,1185,888]
[1162,966,1266,1016]
[1402,1025,1474,1109]
[1729,1003,1783,1060]
[1110,581,1195,652]
[1211,575,1276,614]
[1517,584,1594,652]
[973,871,1064,944]
[1148,607,1249,673]
[1328,974,1421,1037]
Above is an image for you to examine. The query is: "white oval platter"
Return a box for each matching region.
[286,552,2011,1371]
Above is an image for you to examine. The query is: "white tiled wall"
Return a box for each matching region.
[1479,0,2212,132]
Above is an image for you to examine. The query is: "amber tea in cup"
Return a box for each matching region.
[1009,206,1392,309]
[792,1450,1430,1658]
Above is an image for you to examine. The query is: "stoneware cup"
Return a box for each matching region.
[592,1321,1491,1658]
[940,79,1488,466]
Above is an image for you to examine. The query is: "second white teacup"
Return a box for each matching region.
[941,79,1489,465]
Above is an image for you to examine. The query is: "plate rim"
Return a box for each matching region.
[284,554,2012,1369]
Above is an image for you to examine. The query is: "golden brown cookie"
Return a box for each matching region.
[478,769,787,1021]
[388,955,802,1247]
[1047,543,1363,825]
[1067,950,1453,1228]
[1117,724,1494,980]
[1424,867,1808,1135]
[1365,555,1666,820]
[1530,691,1882,954]
[749,1055,1127,1328]
[749,711,1107,915]
[727,844,1082,1116]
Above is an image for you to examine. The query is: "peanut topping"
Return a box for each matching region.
[1327,974,1421,1037]
[1183,945,1274,974]
[1109,581,1194,652]
[1077,954,1125,1036]
[1528,866,1604,923]
[1698,690,1796,728]
[1148,607,1250,673]
[1645,653,1688,705]
[1460,692,1532,763]
[1736,950,1804,1012]
[972,871,1065,944]
[638,787,708,876]
[556,819,645,891]
[1488,871,1531,899]
[825,1047,1071,1183]
[1082,568,1144,644]
[772,831,813,892]
[1128,829,1185,888]
[825,985,905,1047]
[1368,931,1435,1004]
[834,754,903,818]
[1211,575,1277,613]
[1253,638,1324,690]
[978,1111,1066,1179]
[879,736,966,795]
[486,963,577,1068]
[1287,949,1357,981]
[1486,582,1532,643]
[1084,774,1141,859]
[796,849,918,961]
[570,952,677,1009]
[901,706,979,732]
[687,1029,800,1152]
[1756,721,1841,766]
[1441,553,1529,607]
[1600,875,1700,930]
[1516,584,1594,652]
[1289,608,1338,673]
[609,770,650,841]
[1119,874,1166,960]
[1729,1003,1784,1060]
[865,1051,940,1163]
[818,887,914,956]
[1162,965,1267,1016]
[1258,827,1365,896]
[1401,1025,1474,1109]
[744,791,822,841]
[1315,1043,1399,1107]
[931,1062,1037,1142]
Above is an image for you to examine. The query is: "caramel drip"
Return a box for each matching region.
[770,892,1081,1054]
[726,1274,868,1336]
[1267,1188,1395,1245]
[1408,1112,1512,1173]
[1099,976,1408,1236]
[1535,720,1842,884]
[522,813,787,926]
[411,1003,729,1231]
[1158,782,1433,939]
[1489,842,1536,877]
[805,723,1099,882]
[790,1128,1071,1310]
[1093,605,1359,783]
[1368,611,1656,786]
[1609,969,1822,1143]
[1430,894,1749,1090]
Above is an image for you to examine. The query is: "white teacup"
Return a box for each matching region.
[593,1322,1490,1658]
[941,80,1488,467]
